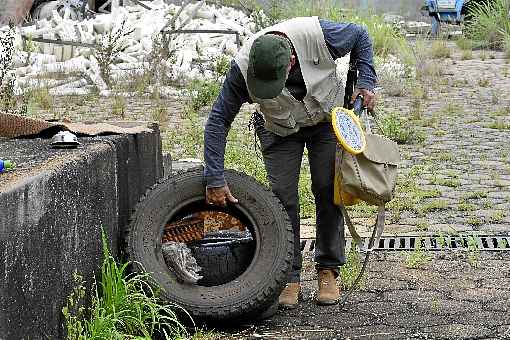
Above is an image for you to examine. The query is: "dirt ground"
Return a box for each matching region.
[216,251,510,340]
[25,41,510,339]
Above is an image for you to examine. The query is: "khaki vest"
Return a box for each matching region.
[235,17,346,137]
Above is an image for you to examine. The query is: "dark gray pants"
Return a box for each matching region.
[255,118,346,283]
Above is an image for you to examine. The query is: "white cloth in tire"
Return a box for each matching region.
[162,241,203,284]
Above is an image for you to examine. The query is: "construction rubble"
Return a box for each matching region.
[0,1,417,99]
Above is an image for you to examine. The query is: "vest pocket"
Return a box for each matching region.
[259,99,297,130]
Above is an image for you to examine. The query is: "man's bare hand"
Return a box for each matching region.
[206,184,238,207]
[351,88,376,112]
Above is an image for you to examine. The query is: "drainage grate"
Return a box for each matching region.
[301,235,510,253]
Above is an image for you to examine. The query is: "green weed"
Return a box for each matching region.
[405,238,433,269]
[415,189,442,200]
[481,199,493,209]
[488,211,506,223]
[278,1,410,58]
[111,95,127,118]
[490,106,510,117]
[478,78,491,87]
[410,87,424,120]
[416,220,430,232]
[94,19,135,88]
[340,243,365,290]
[418,200,449,215]
[377,112,422,144]
[436,232,448,249]
[458,203,477,211]
[456,37,473,50]
[151,103,169,130]
[480,49,488,61]
[430,175,461,188]
[31,86,54,111]
[487,119,510,130]
[191,328,222,340]
[430,40,451,59]
[465,0,510,49]
[63,231,187,339]
[186,79,221,113]
[505,36,510,59]
[435,152,454,162]
[497,238,509,249]
[443,101,463,115]
[466,236,480,268]
[431,298,441,313]
[461,49,473,60]
[467,216,484,226]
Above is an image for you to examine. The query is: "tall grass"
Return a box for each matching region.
[275,0,410,58]
[465,0,510,49]
[62,231,188,339]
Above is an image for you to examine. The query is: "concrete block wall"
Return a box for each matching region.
[0,126,163,340]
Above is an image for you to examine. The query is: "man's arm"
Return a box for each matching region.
[204,60,250,189]
[319,19,377,109]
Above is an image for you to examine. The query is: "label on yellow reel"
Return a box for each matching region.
[331,107,366,155]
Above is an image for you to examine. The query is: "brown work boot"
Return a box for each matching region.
[316,269,340,306]
[278,283,300,309]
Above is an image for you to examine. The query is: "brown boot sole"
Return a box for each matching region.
[315,297,340,306]
[278,302,299,310]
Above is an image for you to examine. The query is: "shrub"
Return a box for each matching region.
[185,79,221,113]
[94,19,134,88]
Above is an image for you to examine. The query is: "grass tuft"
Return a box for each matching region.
[430,40,451,59]
[465,0,510,49]
[62,230,188,339]
[456,37,473,50]
[340,244,365,290]
[404,238,433,269]
[377,112,424,144]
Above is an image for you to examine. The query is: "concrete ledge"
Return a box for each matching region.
[0,126,163,339]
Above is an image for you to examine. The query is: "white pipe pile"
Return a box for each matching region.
[4,0,266,96]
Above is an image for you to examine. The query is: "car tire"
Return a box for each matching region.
[127,167,293,321]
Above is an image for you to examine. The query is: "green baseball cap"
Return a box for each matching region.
[247,34,291,99]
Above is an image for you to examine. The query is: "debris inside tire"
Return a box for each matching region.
[162,241,203,284]
[162,211,246,243]
[163,217,205,243]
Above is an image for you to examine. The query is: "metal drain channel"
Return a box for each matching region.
[301,235,510,253]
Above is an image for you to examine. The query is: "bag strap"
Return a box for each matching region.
[339,204,385,252]
[338,222,377,307]
[337,204,386,307]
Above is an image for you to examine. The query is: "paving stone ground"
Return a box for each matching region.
[376,47,510,236]
[24,41,510,339]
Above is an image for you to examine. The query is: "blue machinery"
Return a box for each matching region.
[424,0,466,35]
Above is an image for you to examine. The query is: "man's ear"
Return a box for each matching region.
[290,54,297,67]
